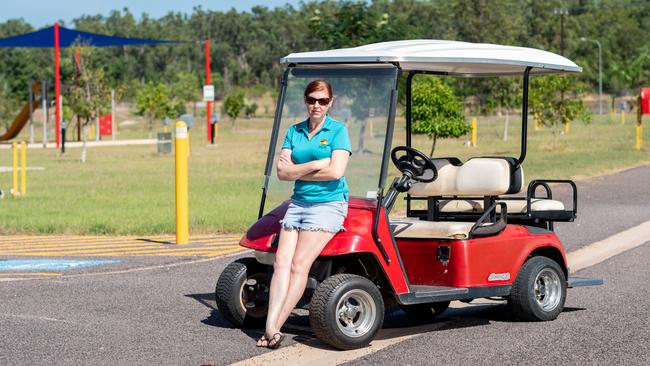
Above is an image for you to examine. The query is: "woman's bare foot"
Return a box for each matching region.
[256,334,269,347]
[267,332,285,349]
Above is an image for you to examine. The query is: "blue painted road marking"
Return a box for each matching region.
[0,259,119,271]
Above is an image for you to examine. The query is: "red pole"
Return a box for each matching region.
[205,39,212,143]
[75,47,81,141]
[54,22,61,148]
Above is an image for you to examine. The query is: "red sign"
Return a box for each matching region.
[99,114,112,136]
[641,88,650,115]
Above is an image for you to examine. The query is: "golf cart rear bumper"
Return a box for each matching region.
[567,276,603,288]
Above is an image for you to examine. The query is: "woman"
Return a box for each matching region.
[257,80,352,349]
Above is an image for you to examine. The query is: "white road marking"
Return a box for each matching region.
[231,322,450,366]
[567,220,650,273]
[0,313,74,323]
[234,220,650,366]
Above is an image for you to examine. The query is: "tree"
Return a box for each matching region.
[0,78,20,131]
[410,76,470,156]
[244,101,258,118]
[530,75,591,146]
[609,45,650,94]
[171,71,201,114]
[135,81,182,138]
[66,47,111,162]
[224,91,245,127]
[346,76,393,153]
[485,78,521,141]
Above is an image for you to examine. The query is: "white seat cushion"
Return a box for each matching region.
[409,161,459,196]
[410,158,516,196]
[455,158,512,195]
[502,199,565,213]
[391,218,474,239]
[438,198,565,214]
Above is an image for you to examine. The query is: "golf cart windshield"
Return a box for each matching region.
[260,65,399,215]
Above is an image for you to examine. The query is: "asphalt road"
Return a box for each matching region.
[1,164,649,365]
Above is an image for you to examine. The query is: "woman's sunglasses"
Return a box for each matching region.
[305,96,331,105]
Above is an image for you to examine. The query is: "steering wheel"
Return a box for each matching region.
[390,146,438,183]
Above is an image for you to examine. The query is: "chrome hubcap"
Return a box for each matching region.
[534,269,562,311]
[336,289,376,338]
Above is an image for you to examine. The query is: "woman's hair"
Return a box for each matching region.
[304,80,333,99]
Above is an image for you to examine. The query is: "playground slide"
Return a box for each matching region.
[0,83,42,141]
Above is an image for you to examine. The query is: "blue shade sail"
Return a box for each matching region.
[0,25,180,48]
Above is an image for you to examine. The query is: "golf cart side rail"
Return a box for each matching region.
[526,179,578,221]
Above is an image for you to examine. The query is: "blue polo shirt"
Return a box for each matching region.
[281,115,352,203]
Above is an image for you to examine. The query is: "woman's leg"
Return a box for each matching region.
[273,230,336,333]
[263,228,299,341]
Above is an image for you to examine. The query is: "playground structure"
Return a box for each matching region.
[0,83,43,142]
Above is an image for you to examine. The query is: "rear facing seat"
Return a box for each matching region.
[438,198,565,214]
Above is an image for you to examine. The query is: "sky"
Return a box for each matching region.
[1,0,306,28]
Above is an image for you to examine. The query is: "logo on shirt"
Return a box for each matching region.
[319,139,329,147]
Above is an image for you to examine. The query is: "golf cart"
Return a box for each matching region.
[215,40,603,350]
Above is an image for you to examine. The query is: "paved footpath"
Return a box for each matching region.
[0,164,649,365]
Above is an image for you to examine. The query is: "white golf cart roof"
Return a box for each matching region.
[282,40,582,76]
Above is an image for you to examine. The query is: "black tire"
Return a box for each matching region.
[215,257,270,328]
[400,301,450,321]
[309,274,384,350]
[508,256,567,321]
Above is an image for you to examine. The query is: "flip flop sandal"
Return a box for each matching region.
[267,332,285,349]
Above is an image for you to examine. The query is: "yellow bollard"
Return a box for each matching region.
[175,121,189,245]
[471,117,477,147]
[20,141,26,195]
[12,142,18,197]
[368,120,374,138]
[636,125,643,151]
[621,109,625,125]
[565,121,570,135]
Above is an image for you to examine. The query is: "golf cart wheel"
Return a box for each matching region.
[508,256,567,321]
[309,274,384,350]
[400,301,450,320]
[215,257,270,328]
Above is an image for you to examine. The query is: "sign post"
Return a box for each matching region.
[204,39,212,144]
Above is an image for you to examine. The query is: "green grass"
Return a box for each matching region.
[0,113,648,235]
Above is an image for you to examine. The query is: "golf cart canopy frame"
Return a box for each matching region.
[282,40,582,76]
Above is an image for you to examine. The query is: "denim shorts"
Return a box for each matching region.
[280,200,348,233]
